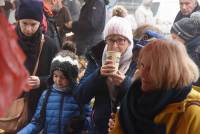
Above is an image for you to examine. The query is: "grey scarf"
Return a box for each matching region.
[102,44,133,112]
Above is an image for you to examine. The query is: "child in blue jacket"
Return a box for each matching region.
[18,50,91,134]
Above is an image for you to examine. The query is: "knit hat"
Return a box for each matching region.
[171,11,200,42]
[49,50,79,85]
[104,16,133,45]
[15,0,43,22]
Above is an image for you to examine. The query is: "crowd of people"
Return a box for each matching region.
[0,0,200,134]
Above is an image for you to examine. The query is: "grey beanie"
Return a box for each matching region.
[171,11,200,42]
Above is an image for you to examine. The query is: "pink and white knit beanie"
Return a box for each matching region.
[104,16,133,45]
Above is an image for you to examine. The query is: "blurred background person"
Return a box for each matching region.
[0,0,5,13]
[63,0,81,21]
[132,24,163,76]
[135,0,155,27]
[71,0,107,56]
[174,0,200,23]
[43,0,65,49]
[171,11,200,86]
[8,0,17,24]
[53,1,72,44]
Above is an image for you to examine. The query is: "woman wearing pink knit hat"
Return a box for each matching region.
[75,16,136,134]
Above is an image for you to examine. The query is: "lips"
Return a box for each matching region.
[25,33,32,36]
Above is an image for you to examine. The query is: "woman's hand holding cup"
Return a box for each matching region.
[101,51,121,77]
[100,59,116,77]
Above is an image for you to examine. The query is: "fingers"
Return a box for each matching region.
[111,113,115,119]
[101,67,115,76]
[111,71,126,86]
[26,76,40,89]
[108,118,115,132]
[108,113,116,132]
[101,60,116,76]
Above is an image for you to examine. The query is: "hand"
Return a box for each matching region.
[65,21,73,29]
[111,71,125,86]
[25,76,40,91]
[108,113,115,132]
[100,59,116,77]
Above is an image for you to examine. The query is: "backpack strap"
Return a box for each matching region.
[39,89,51,125]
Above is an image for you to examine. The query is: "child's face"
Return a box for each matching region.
[53,70,69,89]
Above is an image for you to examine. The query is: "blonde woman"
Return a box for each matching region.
[109,39,200,134]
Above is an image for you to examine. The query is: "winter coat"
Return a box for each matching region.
[54,6,72,43]
[75,41,136,134]
[72,0,106,55]
[109,87,200,134]
[16,25,58,121]
[44,13,62,49]
[173,3,200,23]
[186,36,200,86]
[63,0,81,21]
[28,35,58,120]
[18,86,91,134]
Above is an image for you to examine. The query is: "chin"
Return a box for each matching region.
[24,33,33,37]
[141,84,153,92]
[182,12,190,16]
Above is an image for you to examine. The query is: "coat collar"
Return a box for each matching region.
[155,88,200,117]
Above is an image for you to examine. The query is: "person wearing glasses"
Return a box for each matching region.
[75,16,136,134]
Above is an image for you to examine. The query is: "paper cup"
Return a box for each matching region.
[106,51,121,73]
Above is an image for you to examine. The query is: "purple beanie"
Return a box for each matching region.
[15,0,43,22]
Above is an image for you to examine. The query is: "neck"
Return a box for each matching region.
[53,84,69,92]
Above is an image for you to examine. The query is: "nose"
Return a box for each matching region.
[56,77,61,83]
[25,25,32,33]
[111,41,119,50]
[181,4,187,10]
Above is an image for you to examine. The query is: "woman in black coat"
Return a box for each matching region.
[15,0,58,121]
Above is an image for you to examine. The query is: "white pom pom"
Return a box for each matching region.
[52,55,79,68]
[190,11,200,25]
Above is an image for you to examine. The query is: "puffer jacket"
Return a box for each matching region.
[109,87,200,134]
[18,86,91,134]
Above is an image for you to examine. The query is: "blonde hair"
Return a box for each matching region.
[133,24,162,40]
[132,24,162,63]
[112,5,128,17]
[138,39,199,89]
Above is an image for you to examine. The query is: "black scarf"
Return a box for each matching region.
[16,24,42,74]
[119,79,192,134]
